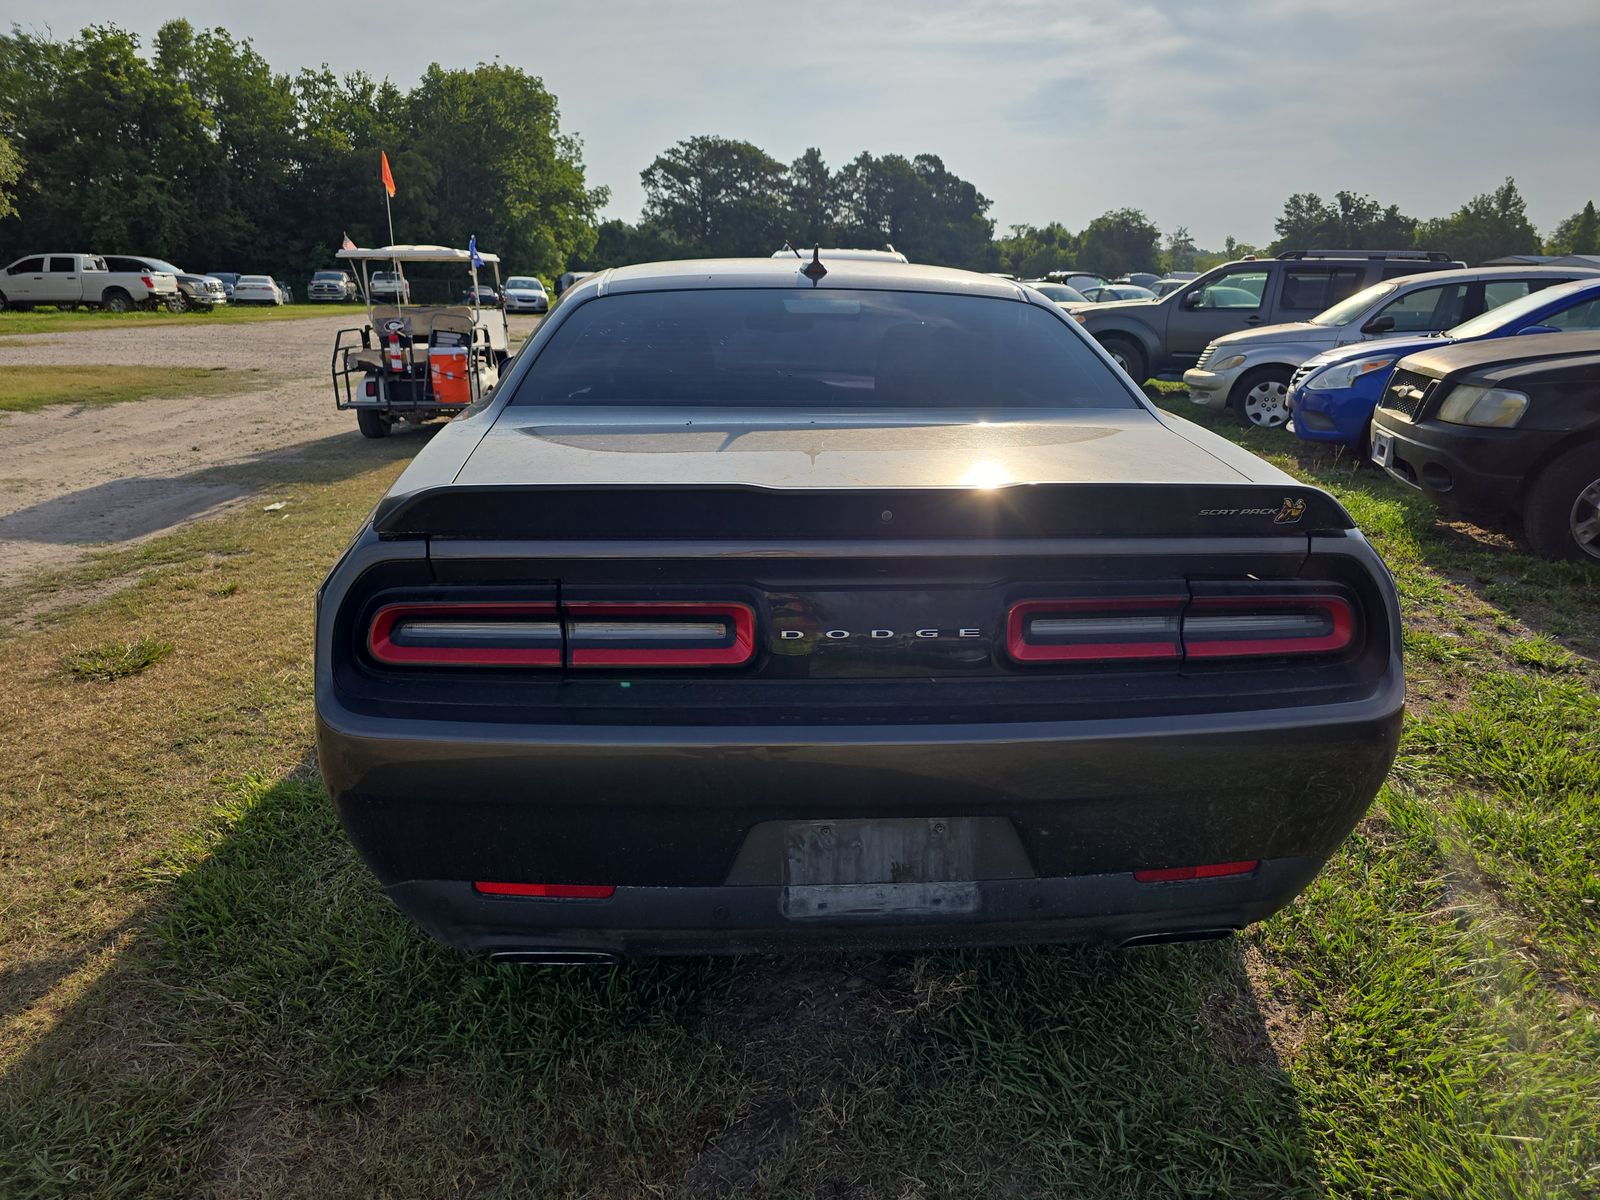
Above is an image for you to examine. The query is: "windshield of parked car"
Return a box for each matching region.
[1310,282,1396,327]
[506,277,543,290]
[140,259,183,275]
[313,271,344,280]
[1029,283,1087,304]
[1445,279,1595,340]
[513,288,1136,410]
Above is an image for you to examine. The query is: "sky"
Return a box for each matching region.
[7,0,1599,248]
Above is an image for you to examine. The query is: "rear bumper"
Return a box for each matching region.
[390,857,1326,957]
[317,692,1402,956]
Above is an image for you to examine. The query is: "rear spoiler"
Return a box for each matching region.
[372,483,1354,540]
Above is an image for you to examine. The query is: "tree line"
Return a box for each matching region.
[0,21,604,281]
[1,22,1596,285]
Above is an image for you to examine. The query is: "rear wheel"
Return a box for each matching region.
[1099,336,1147,384]
[1522,448,1600,563]
[356,409,392,439]
[101,289,134,313]
[1230,367,1293,429]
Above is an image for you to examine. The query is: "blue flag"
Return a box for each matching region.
[468,235,484,270]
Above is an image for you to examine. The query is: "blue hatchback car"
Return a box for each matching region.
[1290,278,1600,446]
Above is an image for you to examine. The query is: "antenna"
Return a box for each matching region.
[783,241,802,259]
[801,244,827,283]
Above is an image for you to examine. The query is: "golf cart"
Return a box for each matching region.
[331,244,510,438]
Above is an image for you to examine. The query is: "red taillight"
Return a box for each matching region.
[1183,594,1355,659]
[141,274,154,289]
[364,379,377,397]
[1134,860,1259,883]
[368,602,561,666]
[366,600,754,668]
[1006,591,1358,664]
[474,882,616,899]
[565,601,755,668]
[1006,596,1185,663]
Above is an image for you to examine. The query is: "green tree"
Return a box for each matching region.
[835,151,994,268]
[994,222,1079,278]
[0,132,21,223]
[1270,190,1415,254]
[407,63,605,280]
[1414,178,1540,264]
[1546,201,1599,255]
[1162,226,1197,273]
[785,147,837,248]
[1076,208,1160,277]
[0,24,219,263]
[640,135,787,257]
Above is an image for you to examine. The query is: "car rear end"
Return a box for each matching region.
[315,267,1402,960]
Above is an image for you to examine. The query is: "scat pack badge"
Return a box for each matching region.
[1274,496,1307,525]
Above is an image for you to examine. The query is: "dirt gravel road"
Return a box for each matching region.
[0,313,539,590]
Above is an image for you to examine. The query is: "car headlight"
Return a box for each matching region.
[1305,357,1395,391]
[1437,384,1529,428]
[1209,353,1247,371]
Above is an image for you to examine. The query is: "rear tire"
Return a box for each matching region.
[356,409,392,439]
[1099,336,1147,384]
[101,289,134,314]
[1230,366,1293,429]
[1521,447,1600,563]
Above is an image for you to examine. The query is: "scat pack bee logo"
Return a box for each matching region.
[1274,497,1307,525]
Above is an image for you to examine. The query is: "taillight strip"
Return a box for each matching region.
[368,602,562,666]
[1007,596,1185,663]
[1183,595,1355,659]
[566,601,755,668]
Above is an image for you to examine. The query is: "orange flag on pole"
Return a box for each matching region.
[380,151,397,198]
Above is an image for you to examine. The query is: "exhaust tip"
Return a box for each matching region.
[490,950,619,966]
[1119,927,1238,949]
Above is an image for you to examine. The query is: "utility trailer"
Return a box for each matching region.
[330,244,509,438]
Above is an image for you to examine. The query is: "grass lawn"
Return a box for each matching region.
[0,365,265,414]
[0,404,1596,1198]
[0,303,346,338]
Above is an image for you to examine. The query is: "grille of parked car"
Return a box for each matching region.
[1379,369,1435,420]
[1195,344,1217,370]
[1290,363,1315,391]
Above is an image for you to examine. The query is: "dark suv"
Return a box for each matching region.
[1074,250,1463,382]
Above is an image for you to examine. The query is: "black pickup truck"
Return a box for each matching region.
[315,256,1404,961]
[1074,249,1461,382]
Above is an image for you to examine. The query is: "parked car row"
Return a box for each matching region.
[0,252,182,311]
[1371,330,1600,563]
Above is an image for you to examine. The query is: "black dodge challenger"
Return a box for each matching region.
[315,257,1403,962]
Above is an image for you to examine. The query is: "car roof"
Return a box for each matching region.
[581,257,1027,301]
[1382,264,1600,287]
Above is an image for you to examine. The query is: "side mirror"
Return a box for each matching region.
[1181,290,1204,309]
[1516,324,1561,336]
[1360,315,1396,335]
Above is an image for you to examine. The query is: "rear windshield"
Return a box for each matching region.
[511,288,1135,409]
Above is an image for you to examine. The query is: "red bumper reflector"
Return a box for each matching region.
[1134,860,1259,883]
[473,882,617,899]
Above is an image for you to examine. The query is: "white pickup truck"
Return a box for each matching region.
[0,253,181,312]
